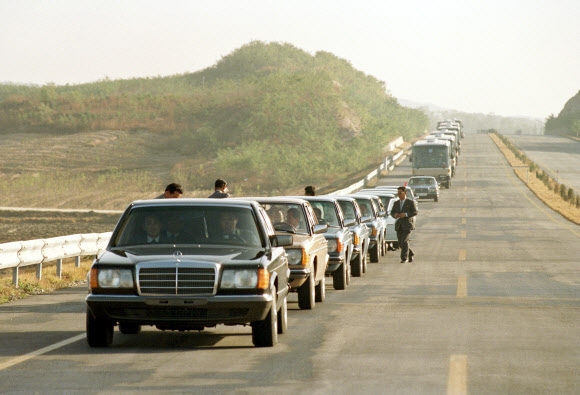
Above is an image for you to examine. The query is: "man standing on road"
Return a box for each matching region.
[391,186,418,263]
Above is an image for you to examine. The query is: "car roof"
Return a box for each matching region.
[292,195,338,203]
[409,176,437,180]
[128,198,258,209]
[358,189,396,196]
[237,196,309,205]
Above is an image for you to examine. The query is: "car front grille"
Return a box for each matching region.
[413,187,430,194]
[138,265,217,296]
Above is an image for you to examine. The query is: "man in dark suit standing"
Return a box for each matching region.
[391,186,418,263]
[208,179,231,198]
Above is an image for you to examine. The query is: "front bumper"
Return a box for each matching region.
[86,293,273,326]
[326,254,346,274]
[288,267,312,288]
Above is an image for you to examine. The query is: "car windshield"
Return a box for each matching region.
[355,199,373,218]
[309,201,340,227]
[261,202,310,235]
[409,178,434,186]
[111,206,263,247]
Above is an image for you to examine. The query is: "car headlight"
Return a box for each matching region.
[327,239,338,253]
[95,268,134,288]
[286,249,304,265]
[221,269,269,289]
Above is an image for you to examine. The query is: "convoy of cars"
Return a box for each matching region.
[85,119,462,348]
[410,119,464,189]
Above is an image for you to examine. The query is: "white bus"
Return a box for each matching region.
[409,139,453,189]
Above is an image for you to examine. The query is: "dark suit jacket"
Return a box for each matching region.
[391,198,418,231]
[208,190,230,198]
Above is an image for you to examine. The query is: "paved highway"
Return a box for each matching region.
[1,133,579,394]
[507,134,580,194]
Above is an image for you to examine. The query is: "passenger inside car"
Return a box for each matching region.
[212,210,261,245]
[313,207,328,225]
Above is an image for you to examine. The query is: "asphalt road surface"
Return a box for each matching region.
[507,134,580,194]
[1,133,579,394]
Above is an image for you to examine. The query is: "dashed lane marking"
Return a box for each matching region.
[456,276,467,298]
[447,354,468,395]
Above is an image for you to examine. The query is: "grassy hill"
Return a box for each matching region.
[545,89,580,138]
[0,41,428,210]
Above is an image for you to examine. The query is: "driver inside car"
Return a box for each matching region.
[286,208,305,231]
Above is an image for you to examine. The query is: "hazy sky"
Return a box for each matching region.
[1,0,578,119]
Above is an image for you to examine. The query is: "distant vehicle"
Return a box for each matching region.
[408,176,440,202]
[300,195,354,291]
[342,194,386,264]
[357,189,396,209]
[409,139,453,188]
[86,198,293,348]
[334,196,371,278]
[373,185,416,201]
[383,198,398,250]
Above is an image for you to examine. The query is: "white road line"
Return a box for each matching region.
[456,276,467,298]
[447,354,468,395]
[0,334,85,371]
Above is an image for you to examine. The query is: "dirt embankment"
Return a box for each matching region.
[0,210,122,244]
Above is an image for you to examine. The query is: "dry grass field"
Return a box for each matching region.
[0,129,212,211]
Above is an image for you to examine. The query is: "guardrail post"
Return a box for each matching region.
[75,256,81,268]
[36,262,42,280]
[56,258,62,279]
[12,267,19,287]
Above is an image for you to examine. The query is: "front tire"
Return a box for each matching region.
[370,241,380,263]
[86,307,114,347]
[362,253,368,273]
[298,274,315,309]
[351,252,363,277]
[315,275,325,302]
[252,289,278,347]
[277,295,288,334]
[332,262,347,290]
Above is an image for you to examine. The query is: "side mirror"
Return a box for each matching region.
[343,218,356,227]
[271,234,293,247]
[313,224,328,234]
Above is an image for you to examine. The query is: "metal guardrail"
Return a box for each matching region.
[328,138,407,194]
[0,232,112,286]
[0,137,408,287]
